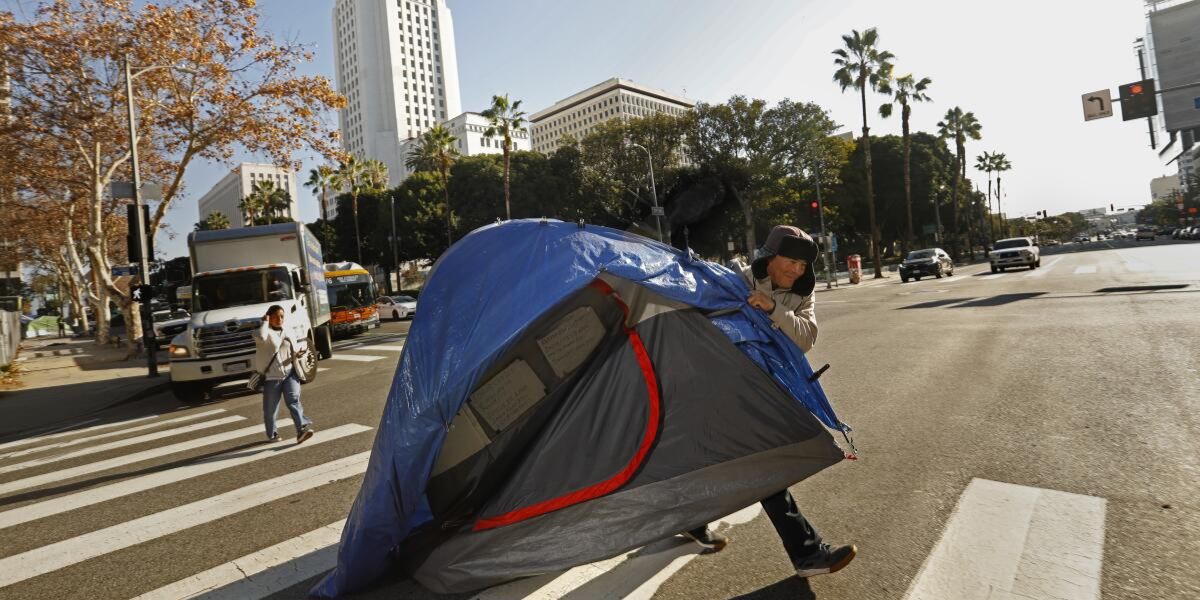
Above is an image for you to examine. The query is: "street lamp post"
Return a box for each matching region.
[123,55,191,378]
[812,160,835,290]
[389,195,400,294]
[934,182,946,243]
[627,142,663,243]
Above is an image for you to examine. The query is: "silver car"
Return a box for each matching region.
[990,237,1040,272]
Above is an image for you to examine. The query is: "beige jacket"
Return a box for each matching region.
[253,321,298,380]
[735,262,818,353]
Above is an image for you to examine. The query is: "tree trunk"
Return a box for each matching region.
[351,191,362,264]
[442,164,452,246]
[961,146,974,260]
[996,176,1005,237]
[731,186,756,255]
[902,103,913,256]
[986,176,994,245]
[950,150,961,260]
[861,83,882,278]
[503,139,512,221]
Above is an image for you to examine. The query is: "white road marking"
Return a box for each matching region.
[979,273,1005,280]
[1074,266,1098,274]
[0,425,265,498]
[0,409,226,460]
[326,354,385,362]
[902,478,1105,600]
[361,344,405,351]
[0,452,370,588]
[129,520,346,600]
[317,367,330,373]
[0,424,371,530]
[0,416,246,476]
[0,415,162,453]
[1025,256,1061,277]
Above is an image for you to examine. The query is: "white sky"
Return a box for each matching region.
[8,0,1174,258]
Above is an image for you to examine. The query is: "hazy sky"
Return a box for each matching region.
[97,0,1176,257]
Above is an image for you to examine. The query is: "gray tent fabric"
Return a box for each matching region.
[405,278,844,593]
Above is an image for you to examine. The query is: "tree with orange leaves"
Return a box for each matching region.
[1,0,345,354]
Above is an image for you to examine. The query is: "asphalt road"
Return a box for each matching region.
[0,238,1197,600]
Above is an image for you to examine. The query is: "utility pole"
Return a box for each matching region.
[389,195,400,294]
[124,54,157,378]
[1135,39,1157,150]
[628,142,663,242]
[813,160,835,289]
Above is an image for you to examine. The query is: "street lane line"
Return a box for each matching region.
[361,344,405,351]
[326,354,385,362]
[1074,266,1098,274]
[0,416,246,476]
[0,425,267,498]
[0,415,163,453]
[1025,257,1061,277]
[0,424,371,530]
[0,409,226,460]
[0,452,370,588]
[130,520,346,600]
[979,273,1005,280]
[902,478,1105,600]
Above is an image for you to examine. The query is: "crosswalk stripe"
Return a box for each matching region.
[1025,257,1061,278]
[130,520,346,600]
[326,354,385,362]
[902,478,1105,600]
[0,424,372,530]
[0,409,226,461]
[0,414,163,453]
[0,452,370,588]
[1074,266,1097,274]
[0,416,246,476]
[0,425,265,498]
[362,344,405,351]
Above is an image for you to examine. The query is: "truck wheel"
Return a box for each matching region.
[316,324,333,360]
[299,333,319,384]
[171,381,211,404]
[991,266,998,274]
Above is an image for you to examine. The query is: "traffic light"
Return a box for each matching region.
[126,205,154,262]
[1110,203,1115,212]
[1119,79,1157,121]
[809,200,820,222]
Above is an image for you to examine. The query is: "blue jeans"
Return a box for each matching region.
[262,371,311,438]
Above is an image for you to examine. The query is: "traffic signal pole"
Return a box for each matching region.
[1135,43,1157,150]
[124,55,158,378]
[814,164,835,290]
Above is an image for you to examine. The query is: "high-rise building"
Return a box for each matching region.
[528,78,694,155]
[396,111,532,179]
[1150,173,1182,201]
[332,0,462,186]
[196,163,298,229]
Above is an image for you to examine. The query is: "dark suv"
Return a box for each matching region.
[900,248,954,282]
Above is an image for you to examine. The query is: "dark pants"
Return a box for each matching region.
[690,490,821,562]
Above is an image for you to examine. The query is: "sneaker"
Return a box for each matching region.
[793,543,857,578]
[266,432,280,443]
[683,527,729,552]
[296,425,314,445]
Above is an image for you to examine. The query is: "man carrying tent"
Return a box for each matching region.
[685,225,856,578]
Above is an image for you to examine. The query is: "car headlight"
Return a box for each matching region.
[169,344,190,358]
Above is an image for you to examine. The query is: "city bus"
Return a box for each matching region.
[324,262,380,337]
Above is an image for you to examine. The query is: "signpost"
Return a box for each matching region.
[1081,89,1114,121]
[111,265,138,278]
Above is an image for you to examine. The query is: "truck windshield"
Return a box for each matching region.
[192,267,292,312]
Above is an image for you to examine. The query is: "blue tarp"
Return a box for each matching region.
[313,219,848,597]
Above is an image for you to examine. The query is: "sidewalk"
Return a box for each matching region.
[0,335,170,440]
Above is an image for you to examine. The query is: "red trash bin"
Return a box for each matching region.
[848,254,862,284]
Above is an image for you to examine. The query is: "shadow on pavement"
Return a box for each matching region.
[731,576,815,599]
[0,377,175,441]
[951,292,1046,308]
[897,298,975,310]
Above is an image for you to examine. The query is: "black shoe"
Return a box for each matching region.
[793,543,857,578]
[296,425,314,445]
[683,527,729,552]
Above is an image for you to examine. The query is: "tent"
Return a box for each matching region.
[313,220,851,597]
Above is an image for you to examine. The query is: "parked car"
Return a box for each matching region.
[1135,227,1156,241]
[990,237,1040,273]
[899,248,953,283]
[151,308,190,344]
[1074,234,1090,244]
[376,295,418,320]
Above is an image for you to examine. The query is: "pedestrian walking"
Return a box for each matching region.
[684,225,856,578]
[253,305,315,444]
[57,317,66,338]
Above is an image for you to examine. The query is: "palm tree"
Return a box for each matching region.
[196,211,231,231]
[363,159,390,192]
[332,156,366,263]
[975,151,995,243]
[992,153,1012,237]
[481,94,527,221]
[243,180,291,225]
[834,28,894,278]
[937,107,982,259]
[879,73,932,255]
[405,124,460,246]
[305,165,335,222]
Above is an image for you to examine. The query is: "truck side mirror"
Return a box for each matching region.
[301,283,312,293]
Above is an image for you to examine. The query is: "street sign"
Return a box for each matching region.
[109,181,163,201]
[111,265,138,277]
[650,206,665,217]
[1082,89,1114,121]
[831,234,838,252]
